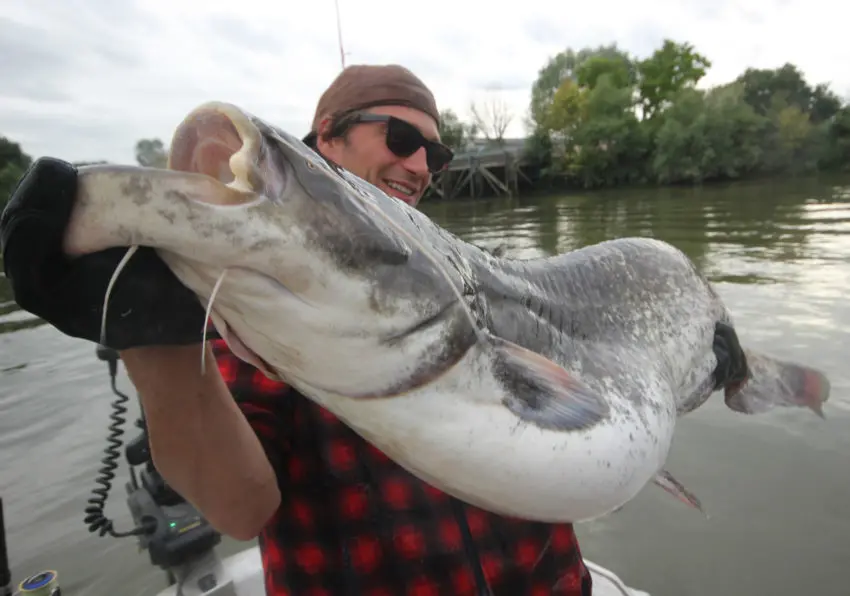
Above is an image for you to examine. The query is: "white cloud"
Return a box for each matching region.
[1,0,847,164]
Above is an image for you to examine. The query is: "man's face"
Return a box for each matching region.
[316,105,441,208]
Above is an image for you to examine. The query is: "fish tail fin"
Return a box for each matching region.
[653,469,709,518]
[488,335,610,432]
[724,350,830,418]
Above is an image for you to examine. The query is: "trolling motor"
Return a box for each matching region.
[83,344,222,587]
[4,346,241,595]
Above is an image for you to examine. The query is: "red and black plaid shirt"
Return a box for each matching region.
[212,338,592,596]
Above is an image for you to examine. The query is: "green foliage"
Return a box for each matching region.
[735,63,842,123]
[562,75,650,188]
[651,83,767,184]
[439,109,478,152]
[637,40,711,119]
[528,44,632,134]
[529,38,850,189]
[0,137,33,212]
[135,138,168,168]
[822,107,850,170]
[576,54,636,91]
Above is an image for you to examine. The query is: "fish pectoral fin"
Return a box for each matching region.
[653,469,709,518]
[724,350,830,418]
[489,336,610,432]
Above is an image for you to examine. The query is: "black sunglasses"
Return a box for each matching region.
[330,112,454,174]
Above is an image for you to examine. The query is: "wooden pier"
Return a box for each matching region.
[426,138,532,201]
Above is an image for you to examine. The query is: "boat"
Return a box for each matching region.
[2,345,651,596]
[151,543,649,596]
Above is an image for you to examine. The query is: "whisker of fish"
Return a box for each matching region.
[201,269,229,374]
[100,244,140,346]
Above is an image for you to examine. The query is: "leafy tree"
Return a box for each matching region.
[438,109,478,152]
[822,106,850,170]
[576,54,636,91]
[736,63,842,123]
[528,44,633,133]
[637,39,711,120]
[651,83,766,184]
[566,74,648,187]
[135,138,168,168]
[526,37,849,188]
[701,83,769,180]
[0,137,32,211]
[546,79,587,136]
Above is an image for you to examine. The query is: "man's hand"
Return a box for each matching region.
[1,157,209,349]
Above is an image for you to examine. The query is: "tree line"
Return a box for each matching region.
[3,38,850,211]
[439,40,850,189]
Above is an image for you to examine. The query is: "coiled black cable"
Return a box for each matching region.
[84,350,151,538]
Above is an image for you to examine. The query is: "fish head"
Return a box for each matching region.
[165,101,418,274]
[65,101,476,397]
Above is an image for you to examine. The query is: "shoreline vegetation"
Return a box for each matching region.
[2,39,850,209]
[437,40,850,197]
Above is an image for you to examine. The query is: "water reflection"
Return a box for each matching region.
[420,176,850,291]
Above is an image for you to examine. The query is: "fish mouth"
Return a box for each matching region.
[167,101,268,204]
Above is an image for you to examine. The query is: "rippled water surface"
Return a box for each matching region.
[2,175,849,596]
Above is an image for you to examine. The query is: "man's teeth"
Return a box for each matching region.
[386,180,414,196]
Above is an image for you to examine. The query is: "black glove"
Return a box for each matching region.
[712,321,749,390]
[1,157,211,350]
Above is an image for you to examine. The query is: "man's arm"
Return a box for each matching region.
[119,342,281,540]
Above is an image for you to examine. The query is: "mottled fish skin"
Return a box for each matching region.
[62,101,830,523]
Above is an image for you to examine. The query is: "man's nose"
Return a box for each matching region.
[402,146,431,176]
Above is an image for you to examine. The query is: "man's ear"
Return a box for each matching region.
[314,117,334,153]
[316,117,351,166]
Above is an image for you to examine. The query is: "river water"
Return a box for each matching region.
[2,175,849,596]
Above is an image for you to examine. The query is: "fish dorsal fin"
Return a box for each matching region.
[489,336,610,432]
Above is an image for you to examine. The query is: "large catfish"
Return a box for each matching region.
[60,102,829,522]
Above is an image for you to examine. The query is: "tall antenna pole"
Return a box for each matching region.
[334,0,346,70]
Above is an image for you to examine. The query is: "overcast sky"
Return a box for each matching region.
[2,0,847,165]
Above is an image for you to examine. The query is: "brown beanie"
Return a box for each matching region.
[310,64,440,133]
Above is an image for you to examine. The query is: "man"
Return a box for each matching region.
[0,63,593,595]
[196,65,597,595]
[0,63,747,596]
